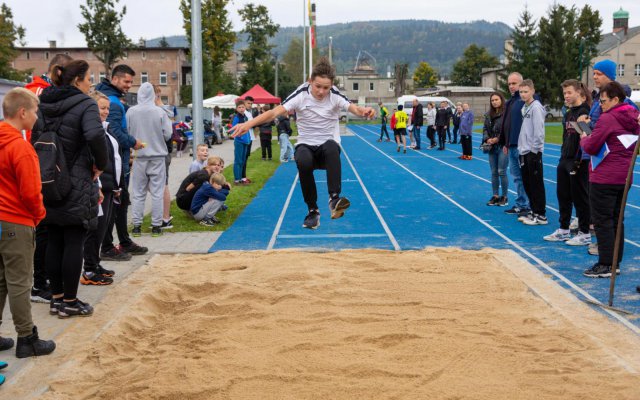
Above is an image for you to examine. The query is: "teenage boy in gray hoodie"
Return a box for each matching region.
[127,82,173,236]
[517,79,547,226]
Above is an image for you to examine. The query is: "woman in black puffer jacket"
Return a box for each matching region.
[31,60,108,318]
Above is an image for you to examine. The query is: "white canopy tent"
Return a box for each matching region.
[189,94,238,109]
[631,90,640,105]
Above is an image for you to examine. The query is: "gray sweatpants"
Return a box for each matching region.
[131,157,166,227]
[193,199,224,222]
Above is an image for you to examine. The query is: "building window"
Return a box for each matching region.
[159,72,167,85]
[90,73,95,84]
[161,95,169,104]
[26,51,30,60]
[352,82,359,91]
[44,51,49,60]
[389,82,395,92]
[618,64,625,77]
[141,72,148,84]
[369,82,375,91]
[635,64,640,76]
[99,72,106,82]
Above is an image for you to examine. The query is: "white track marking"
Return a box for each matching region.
[267,173,299,250]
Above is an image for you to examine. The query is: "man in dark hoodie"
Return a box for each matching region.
[502,72,530,216]
[411,99,424,150]
[95,65,147,259]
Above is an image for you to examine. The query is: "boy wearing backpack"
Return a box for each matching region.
[0,88,56,362]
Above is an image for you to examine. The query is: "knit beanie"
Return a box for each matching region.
[593,59,616,81]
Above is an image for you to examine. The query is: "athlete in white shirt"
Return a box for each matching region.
[229,57,375,229]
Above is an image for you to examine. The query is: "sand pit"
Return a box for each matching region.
[8,249,640,399]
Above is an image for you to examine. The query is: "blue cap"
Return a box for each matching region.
[593,59,616,81]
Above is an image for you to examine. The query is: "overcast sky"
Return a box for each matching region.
[5,0,639,47]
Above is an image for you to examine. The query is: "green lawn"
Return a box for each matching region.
[545,125,563,144]
[141,141,288,233]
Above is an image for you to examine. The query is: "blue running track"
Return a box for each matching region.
[210,124,640,333]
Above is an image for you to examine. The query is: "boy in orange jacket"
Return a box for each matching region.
[0,88,55,372]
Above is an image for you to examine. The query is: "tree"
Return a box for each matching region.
[413,61,438,88]
[238,3,279,93]
[0,3,29,81]
[576,5,602,79]
[159,36,169,48]
[503,6,540,92]
[394,63,408,97]
[451,44,499,86]
[78,0,133,78]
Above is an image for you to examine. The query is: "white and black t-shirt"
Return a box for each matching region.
[282,83,351,146]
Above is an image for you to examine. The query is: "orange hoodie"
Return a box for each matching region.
[0,121,46,227]
[23,76,51,143]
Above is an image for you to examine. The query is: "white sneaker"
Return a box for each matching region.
[518,212,533,222]
[569,217,579,231]
[566,232,591,246]
[543,229,571,242]
[522,214,549,225]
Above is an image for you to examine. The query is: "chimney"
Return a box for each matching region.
[613,7,629,36]
[49,40,57,48]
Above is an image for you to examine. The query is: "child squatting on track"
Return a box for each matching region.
[229,57,375,230]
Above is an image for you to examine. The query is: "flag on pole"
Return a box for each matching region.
[308,1,316,49]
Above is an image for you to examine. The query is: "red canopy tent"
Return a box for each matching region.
[239,84,281,104]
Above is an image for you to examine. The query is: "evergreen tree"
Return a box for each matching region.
[503,6,540,92]
[451,44,499,86]
[238,3,279,93]
[576,5,602,80]
[78,0,133,78]
[413,61,438,88]
[0,3,29,81]
[159,36,169,48]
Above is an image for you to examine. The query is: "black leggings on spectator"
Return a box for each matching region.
[590,183,624,266]
[460,135,473,156]
[46,225,87,300]
[260,136,272,159]
[102,186,132,252]
[294,140,342,211]
[556,159,590,232]
[33,225,49,289]
[84,192,114,271]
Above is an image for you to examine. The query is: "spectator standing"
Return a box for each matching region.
[502,72,529,217]
[435,101,450,150]
[543,80,591,245]
[517,79,547,226]
[212,106,223,139]
[377,101,390,142]
[242,96,258,183]
[424,102,436,149]
[459,103,474,159]
[96,65,148,260]
[411,99,424,150]
[152,84,175,230]
[127,82,173,237]
[33,60,109,318]
[259,104,275,160]
[0,88,56,359]
[451,103,462,144]
[232,100,251,185]
[482,92,508,206]
[581,82,639,278]
[276,112,295,162]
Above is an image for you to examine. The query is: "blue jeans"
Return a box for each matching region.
[233,140,249,181]
[508,146,529,209]
[279,133,294,161]
[488,146,509,197]
[413,126,421,148]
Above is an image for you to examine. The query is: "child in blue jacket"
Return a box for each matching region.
[191,173,229,226]
[232,100,251,184]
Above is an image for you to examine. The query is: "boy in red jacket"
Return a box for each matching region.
[0,88,55,368]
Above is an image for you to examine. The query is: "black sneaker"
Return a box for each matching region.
[119,242,148,256]
[58,299,94,318]
[329,197,351,219]
[100,246,132,262]
[486,196,499,206]
[0,336,14,351]
[132,225,142,237]
[95,264,115,277]
[80,271,113,286]
[160,217,173,229]
[199,218,217,227]
[151,226,163,237]
[49,297,63,315]
[302,210,320,229]
[583,263,620,278]
[504,206,522,215]
[30,286,52,303]
[497,196,508,206]
[517,208,532,217]
[15,326,55,358]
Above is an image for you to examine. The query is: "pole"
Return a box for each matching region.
[302,0,306,82]
[274,52,279,98]
[608,134,640,306]
[308,18,313,77]
[190,0,204,158]
[578,38,584,81]
[329,36,333,65]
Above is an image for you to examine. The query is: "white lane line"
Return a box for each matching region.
[351,127,640,335]
[267,173,299,250]
[359,125,640,250]
[278,233,387,239]
[341,143,401,251]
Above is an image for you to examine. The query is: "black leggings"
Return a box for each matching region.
[294,140,342,210]
[460,135,473,156]
[33,224,49,289]
[260,136,272,159]
[84,192,114,271]
[46,225,87,300]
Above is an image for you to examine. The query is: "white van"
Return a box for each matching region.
[397,95,456,118]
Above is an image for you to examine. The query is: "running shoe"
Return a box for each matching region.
[199,218,218,227]
[588,242,599,256]
[58,299,94,318]
[0,337,13,351]
[30,286,52,303]
[49,297,63,315]
[583,263,619,278]
[329,197,350,219]
[543,229,571,242]
[132,225,142,237]
[497,196,508,207]
[80,272,113,286]
[160,217,174,229]
[100,246,132,261]
[120,242,148,256]
[486,195,499,206]
[503,206,522,215]
[518,211,534,223]
[569,217,579,232]
[95,264,115,277]
[522,214,548,225]
[566,231,591,246]
[151,226,163,237]
[302,210,320,229]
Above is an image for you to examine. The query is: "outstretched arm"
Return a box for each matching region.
[228,105,288,137]
[348,103,376,119]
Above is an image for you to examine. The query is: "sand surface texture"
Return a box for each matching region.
[9,249,640,399]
